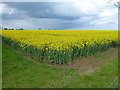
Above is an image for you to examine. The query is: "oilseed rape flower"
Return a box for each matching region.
[1,30,119,64]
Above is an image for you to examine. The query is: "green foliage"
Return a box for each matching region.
[2,44,118,88]
[2,36,119,64]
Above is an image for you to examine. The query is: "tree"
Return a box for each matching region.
[21,28,24,30]
[38,28,41,30]
[114,1,120,8]
[19,28,24,30]
[4,28,7,30]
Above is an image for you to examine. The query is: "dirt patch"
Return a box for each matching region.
[3,44,118,75]
[49,48,118,74]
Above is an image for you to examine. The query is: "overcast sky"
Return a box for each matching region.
[0,0,119,30]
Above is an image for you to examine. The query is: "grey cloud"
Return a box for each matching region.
[2,12,26,20]
[3,2,81,20]
[2,2,118,30]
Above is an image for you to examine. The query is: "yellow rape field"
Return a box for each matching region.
[1,30,119,64]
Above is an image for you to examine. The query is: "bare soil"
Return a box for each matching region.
[26,48,118,74]
[47,48,118,74]
[4,44,118,75]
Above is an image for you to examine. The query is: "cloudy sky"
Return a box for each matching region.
[0,0,119,30]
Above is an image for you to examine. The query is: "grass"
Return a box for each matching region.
[2,44,118,88]
[0,39,2,89]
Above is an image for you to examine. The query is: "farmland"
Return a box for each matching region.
[2,43,119,88]
[1,30,119,88]
[1,30,119,64]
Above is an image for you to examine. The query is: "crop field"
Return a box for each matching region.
[1,30,119,88]
[1,30,119,64]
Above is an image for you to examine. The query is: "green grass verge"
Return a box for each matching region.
[0,39,2,89]
[2,44,118,88]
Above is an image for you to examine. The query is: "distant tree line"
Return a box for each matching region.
[3,28,24,30]
[38,28,56,30]
[2,27,56,30]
